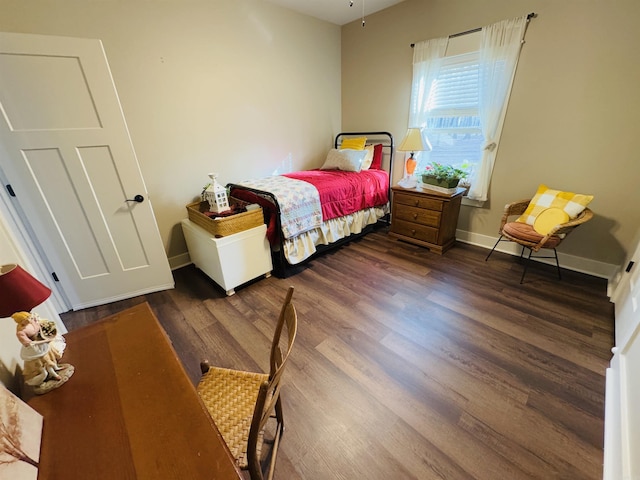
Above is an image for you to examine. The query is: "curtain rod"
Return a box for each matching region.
[410,12,536,48]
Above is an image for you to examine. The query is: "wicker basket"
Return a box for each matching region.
[186,198,263,237]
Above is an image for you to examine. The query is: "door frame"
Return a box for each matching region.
[0,162,70,316]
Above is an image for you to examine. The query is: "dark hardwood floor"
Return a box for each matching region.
[61,229,615,480]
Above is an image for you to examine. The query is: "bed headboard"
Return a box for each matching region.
[334,131,394,167]
[335,131,395,199]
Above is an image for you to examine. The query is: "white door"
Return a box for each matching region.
[0,32,173,310]
[615,241,640,479]
[605,235,640,479]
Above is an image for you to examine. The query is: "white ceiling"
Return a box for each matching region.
[264,0,406,26]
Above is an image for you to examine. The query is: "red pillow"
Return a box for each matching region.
[370,144,384,170]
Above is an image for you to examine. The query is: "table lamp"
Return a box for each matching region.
[0,264,73,394]
[398,128,432,188]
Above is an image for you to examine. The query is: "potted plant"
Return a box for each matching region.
[421,162,469,189]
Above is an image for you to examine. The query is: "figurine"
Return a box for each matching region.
[12,311,73,394]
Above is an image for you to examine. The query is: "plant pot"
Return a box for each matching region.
[421,175,460,189]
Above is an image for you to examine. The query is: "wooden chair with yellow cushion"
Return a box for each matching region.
[485,185,594,283]
[197,286,298,480]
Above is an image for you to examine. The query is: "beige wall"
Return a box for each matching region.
[0,216,28,392]
[0,0,341,261]
[342,0,640,268]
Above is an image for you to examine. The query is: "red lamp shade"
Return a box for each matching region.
[0,264,52,318]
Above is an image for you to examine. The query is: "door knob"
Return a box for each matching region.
[125,194,144,203]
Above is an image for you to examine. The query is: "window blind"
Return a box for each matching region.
[427,52,479,116]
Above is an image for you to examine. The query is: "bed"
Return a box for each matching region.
[228,131,395,277]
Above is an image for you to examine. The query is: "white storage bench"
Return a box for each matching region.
[181,219,272,296]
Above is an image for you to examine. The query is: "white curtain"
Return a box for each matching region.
[408,37,448,127]
[467,16,528,201]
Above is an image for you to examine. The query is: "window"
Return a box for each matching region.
[409,16,529,202]
[420,52,482,179]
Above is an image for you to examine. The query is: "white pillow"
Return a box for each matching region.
[320,149,367,172]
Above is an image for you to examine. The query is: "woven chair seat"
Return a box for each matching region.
[197,366,269,468]
[502,222,563,249]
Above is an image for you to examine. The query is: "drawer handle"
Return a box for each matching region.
[414,200,419,206]
[413,213,418,220]
[411,229,416,235]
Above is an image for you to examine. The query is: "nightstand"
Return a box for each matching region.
[389,185,465,254]
[181,220,272,295]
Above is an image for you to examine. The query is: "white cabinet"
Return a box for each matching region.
[181,220,272,296]
[605,237,640,480]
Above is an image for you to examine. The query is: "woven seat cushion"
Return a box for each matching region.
[197,366,269,468]
[502,222,562,248]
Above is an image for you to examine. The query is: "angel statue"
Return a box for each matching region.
[12,311,74,395]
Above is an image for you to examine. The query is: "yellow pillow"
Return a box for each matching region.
[517,184,593,225]
[533,208,570,235]
[340,137,367,150]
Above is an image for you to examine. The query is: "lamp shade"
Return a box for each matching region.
[398,128,432,152]
[0,264,52,318]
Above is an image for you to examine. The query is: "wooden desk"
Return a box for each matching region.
[27,303,242,480]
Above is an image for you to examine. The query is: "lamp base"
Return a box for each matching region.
[397,176,418,189]
[32,363,74,395]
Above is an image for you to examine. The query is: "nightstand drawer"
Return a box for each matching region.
[394,204,441,227]
[390,219,438,244]
[394,192,444,212]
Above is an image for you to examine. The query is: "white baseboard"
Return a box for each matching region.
[169,251,191,270]
[456,229,617,282]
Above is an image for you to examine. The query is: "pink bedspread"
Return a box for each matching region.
[283,169,389,221]
[230,168,389,245]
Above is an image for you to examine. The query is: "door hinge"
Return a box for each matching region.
[52,272,59,282]
[5,184,16,197]
[626,261,635,273]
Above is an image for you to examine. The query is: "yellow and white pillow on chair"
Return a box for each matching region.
[517,184,593,226]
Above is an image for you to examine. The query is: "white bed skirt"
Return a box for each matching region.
[282,206,388,265]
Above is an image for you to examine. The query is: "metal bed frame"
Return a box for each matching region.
[228,131,394,278]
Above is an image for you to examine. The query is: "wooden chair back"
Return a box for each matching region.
[246,286,297,480]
